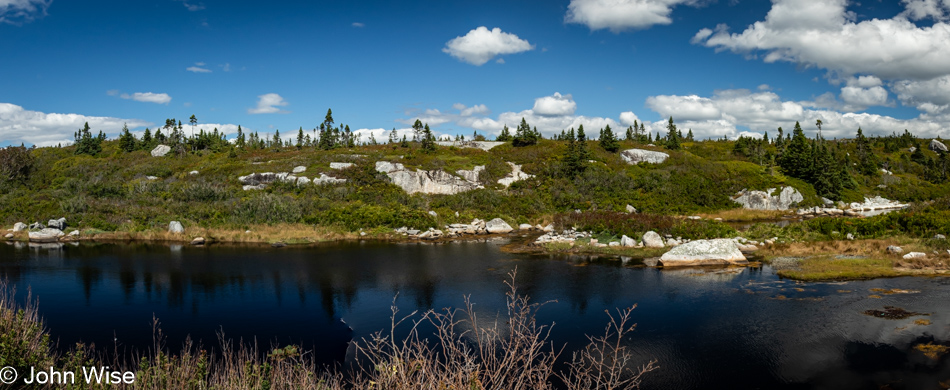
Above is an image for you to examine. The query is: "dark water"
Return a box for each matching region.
[1,239,948,390]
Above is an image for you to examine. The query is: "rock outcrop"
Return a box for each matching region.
[29,228,64,243]
[930,139,948,153]
[658,239,748,267]
[375,161,482,195]
[47,218,66,230]
[498,162,534,187]
[621,235,637,247]
[330,162,353,170]
[169,221,184,234]
[642,231,665,248]
[12,222,27,232]
[240,171,345,190]
[151,145,171,157]
[620,149,669,165]
[733,187,803,210]
[485,218,513,234]
[292,166,307,173]
[848,196,907,212]
[435,141,505,151]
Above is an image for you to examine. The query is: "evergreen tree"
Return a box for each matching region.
[412,119,424,142]
[497,125,512,142]
[388,128,397,144]
[686,129,694,141]
[665,116,681,150]
[73,122,104,156]
[141,128,152,149]
[272,129,282,152]
[512,117,539,146]
[118,123,136,152]
[561,127,586,176]
[296,127,304,150]
[854,127,878,175]
[777,121,812,179]
[599,124,620,152]
[400,135,409,148]
[421,123,436,152]
[625,125,634,141]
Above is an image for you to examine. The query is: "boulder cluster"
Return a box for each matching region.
[6,217,80,242]
[239,165,346,190]
[796,196,907,218]
[394,218,540,240]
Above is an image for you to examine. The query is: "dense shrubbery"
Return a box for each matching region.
[554,211,736,240]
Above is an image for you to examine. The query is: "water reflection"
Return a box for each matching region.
[0,240,947,389]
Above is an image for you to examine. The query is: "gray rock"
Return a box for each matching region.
[329,162,354,170]
[407,229,421,235]
[846,233,855,240]
[848,196,907,211]
[609,241,620,247]
[47,218,66,230]
[658,239,748,266]
[543,224,554,232]
[934,234,946,240]
[312,173,346,185]
[620,149,669,165]
[902,252,926,260]
[292,166,307,174]
[168,221,184,234]
[239,172,279,186]
[909,146,917,153]
[29,222,44,230]
[518,223,533,230]
[242,184,266,191]
[434,140,505,151]
[296,176,311,186]
[485,218,513,234]
[930,139,948,153]
[626,204,636,213]
[150,144,171,157]
[457,166,485,183]
[498,163,534,187]
[4,233,12,239]
[733,187,803,210]
[189,170,199,175]
[191,237,205,245]
[68,230,79,237]
[146,176,159,181]
[621,235,636,247]
[13,222,27,232]
[29,228,64,243]
[886,245,903,254]
[428,211,438,217]
[375,161,481,195]
[642,231,665,248]
[736,243,758,252]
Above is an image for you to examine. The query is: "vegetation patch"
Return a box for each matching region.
[914,343,949,360]
[778,256,898,281]
[863,306,928,320]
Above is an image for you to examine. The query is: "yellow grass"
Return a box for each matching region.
[697,208,790,222]
[76,223,359,244]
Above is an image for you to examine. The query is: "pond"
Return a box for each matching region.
[1,239,947,389]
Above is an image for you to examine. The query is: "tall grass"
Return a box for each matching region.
[0,271,656,389]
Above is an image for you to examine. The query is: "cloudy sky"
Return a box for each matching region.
[2,0,950,146]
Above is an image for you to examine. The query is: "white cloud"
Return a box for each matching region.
[0,0,50,25]
[247,93,289,114]
[642,88,950,140]
[442,26,534,66]
[120,92,172,105]
[105,89,119,96]
[458,104,489,117]
[221,63,231,72]
[0,103,150,147]
[694,0,950,81]
[901,0,950,21]
[839,85,889,110]
[187,62,211,73]
[174,0,205,11]
[352,22,364,27]
[532,92,577,116]
[565,0,698,32]
[892,75,950,115]
[619,111,641,126]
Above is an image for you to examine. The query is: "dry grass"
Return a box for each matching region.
[0,271,658,389]
[697,208,790,222]
[777,256,899,281]
[761,239,913,258]
[915,343,949,360]
[77,223,359,244]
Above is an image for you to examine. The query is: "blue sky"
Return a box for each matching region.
[2,0,950,146]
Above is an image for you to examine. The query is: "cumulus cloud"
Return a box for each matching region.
[643,88,950,140]
[565,0,698,32]
[120,92,172,105]
[400,92,638,139]
[693,0,950,81]
[442,26,534,66]
[0,103,150,147]
[0,0,51,24]
[901,0,950,21]
[247,93,289,114]
[352,22,364,27]
[532,92,577,116]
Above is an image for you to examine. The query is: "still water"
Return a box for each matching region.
[1,239,948,389]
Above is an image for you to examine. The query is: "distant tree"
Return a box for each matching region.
[0,144,35,184]
[141,128,153,149]
[412,119,424,142]
[853,127,878,175]
[777,121,812,179]
[421,123,436,152]
[599,124,620,152]
[497,125,512,142]
[625,125,634,142]
[118,123,137,152]
[296,127,304,150]
[189,114,197,139]
[686,129,694,141]
[512,118,539,147]
[236,125,246,149]
[73,122,105,156]
[665,117,680,150]
[388,128,397,144]
[400,134,409,148]
[272,129,282,152]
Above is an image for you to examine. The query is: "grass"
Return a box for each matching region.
[698,209,790,222]
[776,256,899,281]
[0,271,658,389]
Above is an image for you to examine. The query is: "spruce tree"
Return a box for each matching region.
[665,116,680,150]
[118,123,136,152]
[777,121,812,180]
[512,118,538,146]
[599,125,620,152]
[497,125,512,142]
[421,123,436,152]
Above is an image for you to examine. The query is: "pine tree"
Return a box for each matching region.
[421,124,436,152]
[777,122,813,180]
[118,123,136,152]
[512,117,538,146]
[296,128,304,150]
[599,124,620,152]
[141,128,152,150]
[686,129,694,141]
[854,127,878,175]
[73,122,103,156]
[497,125,512,142]
[400,135,409,148]
[388,128,397,144]
[412,119,424,142]
[665,117,680,150]
[625,126,634,141]
[236,126,245,148]
[272,129,282,152]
